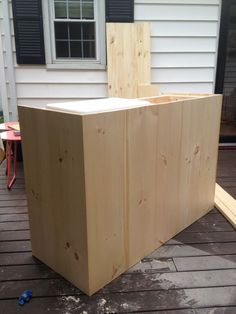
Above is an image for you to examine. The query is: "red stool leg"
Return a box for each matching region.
[6,141,12,185]
[5,141,10,176]
[7,141,17,189]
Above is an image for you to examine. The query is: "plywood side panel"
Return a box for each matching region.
[18,107,90,294]
[82,111,127,294]
[127,95,222,264]
[106,23,150,98]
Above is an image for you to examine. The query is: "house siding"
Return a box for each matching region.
[135,0,221,93]
[1,0,221,118]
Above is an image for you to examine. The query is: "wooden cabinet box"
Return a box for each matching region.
[19,94,222,296]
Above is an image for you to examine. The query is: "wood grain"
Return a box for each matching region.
[137,84,160,98]
[18,107,90,294]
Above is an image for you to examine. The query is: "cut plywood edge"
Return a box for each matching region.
[215,183,236,228]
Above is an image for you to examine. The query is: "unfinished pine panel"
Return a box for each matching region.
[18,109,90,293]
[106,23,151,98]
[127,95,222,265]
[215,183,236,228]
[19,94,222,296]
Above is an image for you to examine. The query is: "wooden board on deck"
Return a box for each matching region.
[215,183,236,228]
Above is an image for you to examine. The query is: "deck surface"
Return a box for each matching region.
[0,150,236,313]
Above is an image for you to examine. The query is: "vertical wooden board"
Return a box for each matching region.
[18,107,90,294]
[107,23,137,98]
[193,96,222,215]
[135,23,151,85]
[82,111,126,294]
[126,106,161,265]
[178,96,222,229]
[154,102,184,242]
[106,23,151,98]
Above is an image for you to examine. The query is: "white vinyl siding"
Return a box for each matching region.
[0,0,221,118]
[0,0,107,114]
[0,0,17,120]
[135,0,221,93]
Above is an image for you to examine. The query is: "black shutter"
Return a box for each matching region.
[12,0,45,65]
[106,0,134,23]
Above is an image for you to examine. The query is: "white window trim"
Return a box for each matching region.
[42,0,106,70]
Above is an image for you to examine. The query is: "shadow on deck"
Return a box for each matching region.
[0,150,236,313]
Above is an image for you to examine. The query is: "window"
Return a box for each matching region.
[43,0,105,67]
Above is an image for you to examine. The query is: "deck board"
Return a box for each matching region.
[0,150,235,313]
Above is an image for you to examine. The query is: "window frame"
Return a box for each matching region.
[42,0,106,69]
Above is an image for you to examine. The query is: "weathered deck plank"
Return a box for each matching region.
[168,231,236,244]
[0,150,235,313]
[0,214,28,222]
[1,287,236,313]
[174,255,236,271]
[0,230,30,241]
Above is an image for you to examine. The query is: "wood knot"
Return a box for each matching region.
[161,154,167,166]
[97,128,106,135]
[138,198,147,206]
[185,157,191,164]
[74,252,79,261]
[65,242,70,249]
[194,145,200,155]
[31,189,39,200]
[110,37,115,44]
[58,157,63,163]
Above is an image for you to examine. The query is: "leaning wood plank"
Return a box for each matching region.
[215,183,236,228]
[107,23,151,98]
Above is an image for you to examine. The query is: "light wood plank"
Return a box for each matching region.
[107,23,151,98]
[18,107,90,294]
[82,110,127,294]
[215,183,236,228]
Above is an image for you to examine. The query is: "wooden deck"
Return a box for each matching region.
[0,150,236,313]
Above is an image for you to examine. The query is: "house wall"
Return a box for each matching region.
[0,0,3,114]
[0,0,221,119]
[135,0,221,93]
